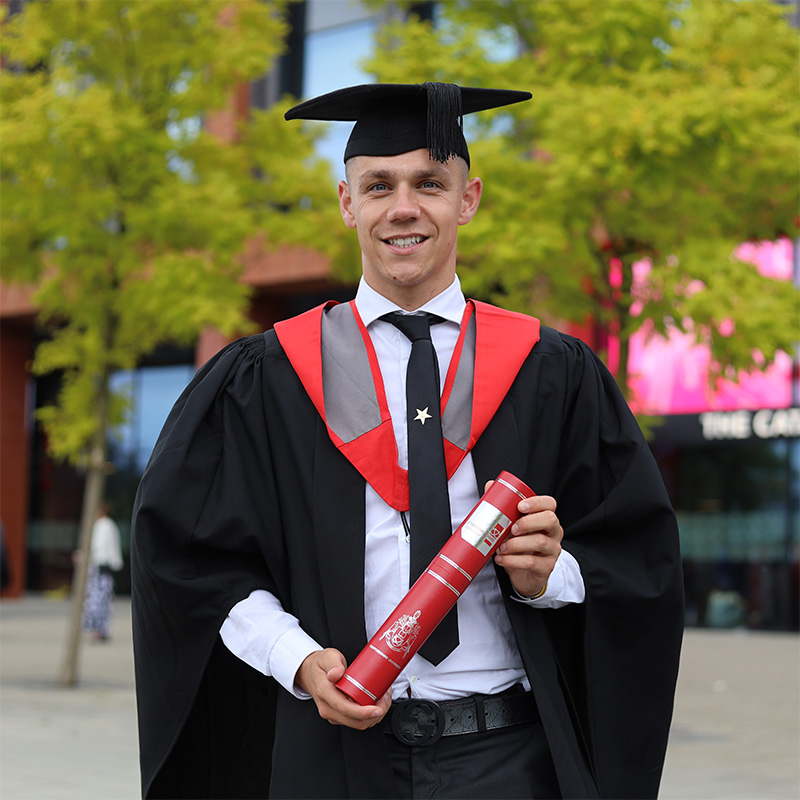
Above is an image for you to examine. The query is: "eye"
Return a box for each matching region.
[369,182,390,192]
[421,180,439,190]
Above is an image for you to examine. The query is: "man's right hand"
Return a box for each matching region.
[295,648,391,730]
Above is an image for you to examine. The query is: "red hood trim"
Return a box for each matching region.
[274,299,540,510]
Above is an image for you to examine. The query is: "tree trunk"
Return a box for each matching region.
[58,382,110,688]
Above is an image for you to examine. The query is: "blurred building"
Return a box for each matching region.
[1,0,797,631]
[607,241,799,632]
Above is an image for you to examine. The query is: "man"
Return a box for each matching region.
[131,83,683,800]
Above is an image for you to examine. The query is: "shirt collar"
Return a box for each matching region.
[354,276,466,328]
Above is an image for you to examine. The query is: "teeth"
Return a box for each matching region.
[387,235,423,248]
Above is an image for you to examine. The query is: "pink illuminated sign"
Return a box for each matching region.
[625,239,795,415]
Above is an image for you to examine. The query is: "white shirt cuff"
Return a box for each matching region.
[512,548,585,608]
[219,589,321,699]
[269,626,320,699]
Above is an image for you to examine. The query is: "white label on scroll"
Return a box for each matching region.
[460,501,512,556]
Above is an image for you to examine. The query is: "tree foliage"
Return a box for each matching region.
[360,0,799,392]
[0,0,346,461]
[0,0,357,686]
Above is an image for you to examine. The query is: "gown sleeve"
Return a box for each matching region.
[545,333,684,799]
[130,333,287,798]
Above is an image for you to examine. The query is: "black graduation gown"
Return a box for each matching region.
[131,312,683,800]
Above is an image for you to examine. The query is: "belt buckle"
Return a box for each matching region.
[390,699,445,747]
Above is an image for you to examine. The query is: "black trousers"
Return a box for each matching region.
[384,719,561,800]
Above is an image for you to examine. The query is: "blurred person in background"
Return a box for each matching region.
[81,503,123,642]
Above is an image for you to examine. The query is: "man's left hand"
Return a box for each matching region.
[492,492,563,599]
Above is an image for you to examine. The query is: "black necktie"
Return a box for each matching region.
[383,312,459,665]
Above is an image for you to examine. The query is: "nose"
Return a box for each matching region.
[386,184,420,222]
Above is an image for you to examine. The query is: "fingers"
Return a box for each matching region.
[494,495,562,598]
[297,649,390,730]
[499,496,562,559]
[511,495,562,542]
[483,485,561,543]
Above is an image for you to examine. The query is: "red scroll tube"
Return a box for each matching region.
[336,471,534,706]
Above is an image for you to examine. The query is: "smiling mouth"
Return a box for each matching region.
[384,235,427,248]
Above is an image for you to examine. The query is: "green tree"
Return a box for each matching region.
[0,0,345,685]
[358,0,799,397]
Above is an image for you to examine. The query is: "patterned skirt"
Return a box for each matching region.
[82,564,115,638]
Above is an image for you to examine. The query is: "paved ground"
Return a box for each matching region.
[1,595,798,800]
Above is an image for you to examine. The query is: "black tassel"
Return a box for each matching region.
[424,82,463,163]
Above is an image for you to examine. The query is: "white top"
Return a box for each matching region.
[220,276,585,701]
[90,516,123,571]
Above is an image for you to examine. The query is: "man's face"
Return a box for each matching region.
[338,149,482,310]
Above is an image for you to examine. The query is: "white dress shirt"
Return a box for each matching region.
[220,276,585,701]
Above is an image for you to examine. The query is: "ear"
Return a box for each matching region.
[458,177,483,226]
[338,180,357,229]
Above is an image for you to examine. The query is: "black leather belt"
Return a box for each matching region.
[381,685,538,747]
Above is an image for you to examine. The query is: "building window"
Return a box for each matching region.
[302,2,378,176]
[108,364,196,474]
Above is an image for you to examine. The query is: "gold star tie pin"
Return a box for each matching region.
[414,407,432,425]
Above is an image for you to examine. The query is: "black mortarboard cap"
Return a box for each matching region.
[284,82,531,167]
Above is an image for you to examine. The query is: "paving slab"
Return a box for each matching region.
[1,595,139,800]
[660,628,800,800]
[1,595,798,800]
